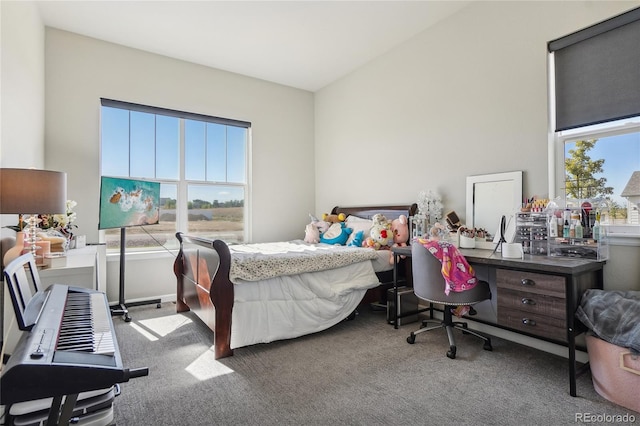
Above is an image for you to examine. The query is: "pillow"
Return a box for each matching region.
[345,215,372,246]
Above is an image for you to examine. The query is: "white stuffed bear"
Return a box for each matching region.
[362,214,393,249]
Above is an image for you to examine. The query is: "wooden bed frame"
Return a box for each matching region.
[173,204,417,359]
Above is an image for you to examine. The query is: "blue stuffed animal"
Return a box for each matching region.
[347,230,364,247]
[320,222,352,245]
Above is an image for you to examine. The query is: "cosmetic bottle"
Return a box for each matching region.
[549,215,558,237]
[575,220,583,239]
[592,211,601,242]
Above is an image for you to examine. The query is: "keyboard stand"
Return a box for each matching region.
[46,393,78,426]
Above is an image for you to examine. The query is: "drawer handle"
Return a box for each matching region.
[521,298,536,305]
[619,352,640,376]
[521,278,535,286]
[522,318,536,326]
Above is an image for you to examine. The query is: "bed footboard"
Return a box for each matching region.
[174,232,234,359]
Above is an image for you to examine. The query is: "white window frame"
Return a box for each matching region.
[99,99,251,252]
[548,107,640,245]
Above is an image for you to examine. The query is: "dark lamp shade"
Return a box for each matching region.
[0,168,67,214]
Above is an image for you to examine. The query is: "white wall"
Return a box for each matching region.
[0,1,46,237]
[42,29,316,303]
[316,1,638,212]
[0,1,47,348]
[2,1,638,307]
[44,28,315,245]
[315,0,640,292]
[0,1,45,169]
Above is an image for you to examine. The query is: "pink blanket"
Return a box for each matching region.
[418,238,477,296]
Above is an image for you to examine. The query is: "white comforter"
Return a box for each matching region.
[228,242,382,350]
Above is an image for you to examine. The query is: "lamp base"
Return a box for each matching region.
[3,232,24,267]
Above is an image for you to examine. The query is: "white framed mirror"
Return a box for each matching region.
[466,171,523,233]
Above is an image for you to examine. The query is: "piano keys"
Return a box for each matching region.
[56,291,115,355]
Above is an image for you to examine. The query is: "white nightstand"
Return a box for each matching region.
[39,245,106,292]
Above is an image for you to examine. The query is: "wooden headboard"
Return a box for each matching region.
[332,204,417,221]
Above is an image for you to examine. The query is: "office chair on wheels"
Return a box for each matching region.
[407,243,493,359]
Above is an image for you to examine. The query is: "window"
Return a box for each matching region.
[100,99,250,250]
[548,7,640,238]
[553,118,640,234]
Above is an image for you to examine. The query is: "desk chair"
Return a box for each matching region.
[407,243,493,359]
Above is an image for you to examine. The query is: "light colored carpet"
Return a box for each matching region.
[112,302,637,425]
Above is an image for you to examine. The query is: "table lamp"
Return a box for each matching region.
[0,168,67,263]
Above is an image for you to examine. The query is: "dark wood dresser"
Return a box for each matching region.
[391,246,605,397]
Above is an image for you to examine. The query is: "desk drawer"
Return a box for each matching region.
[497,288,565,320]
[496,268,565,298]
[498,307,566,342]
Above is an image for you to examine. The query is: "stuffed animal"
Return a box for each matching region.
[304,223,320,244]
[363,214,393,250]
[322,212,346,223]
[389,214,409,264]
[320,222,352,245]
[309,214,330,233]
[347,230,365,247]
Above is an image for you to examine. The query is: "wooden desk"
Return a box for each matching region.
[391,245,605,397]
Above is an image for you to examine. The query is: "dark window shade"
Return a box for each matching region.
[548,7,640,132]
[100,98,251,129]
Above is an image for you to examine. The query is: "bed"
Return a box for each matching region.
[173,204,417,359]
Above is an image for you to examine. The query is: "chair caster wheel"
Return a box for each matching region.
[483,339,493,351]
[462,323,469,335]
[447,346,456,359]
[407,334,416,344]
[124,314,131,322]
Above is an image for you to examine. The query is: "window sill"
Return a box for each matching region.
[106,249,176,262]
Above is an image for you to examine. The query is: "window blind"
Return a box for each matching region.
[100,98,251,129]
[548,7,640,132]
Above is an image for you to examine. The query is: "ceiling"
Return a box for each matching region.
[36,1,470,92]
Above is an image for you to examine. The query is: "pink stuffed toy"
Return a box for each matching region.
[389,214,409,264]
[304,223,320,244]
